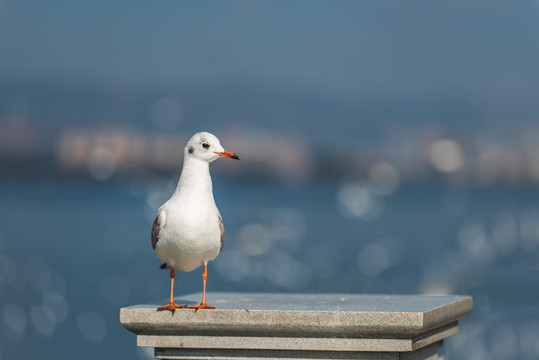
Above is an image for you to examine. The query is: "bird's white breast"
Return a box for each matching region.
[154,196,222,272]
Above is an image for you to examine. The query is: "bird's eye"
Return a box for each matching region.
[202,143,210,149]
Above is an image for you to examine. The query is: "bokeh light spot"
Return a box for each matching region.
[488,325,518,360]
[238,223,272,256]
[3,303,27,336]
[88,147,117,181]
[77,311,107,343]
[368,162,400,196]
[337,183,383,220]
[30,306,56,337]
[428,139,463,173]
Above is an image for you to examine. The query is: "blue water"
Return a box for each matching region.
[1,178,538,359]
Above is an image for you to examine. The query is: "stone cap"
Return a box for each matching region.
[120,292,472,339]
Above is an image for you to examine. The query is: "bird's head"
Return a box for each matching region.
[184,132,240,163]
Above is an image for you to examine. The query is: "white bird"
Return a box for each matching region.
[151,132,239,311]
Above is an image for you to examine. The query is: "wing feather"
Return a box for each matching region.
[218,213,225,252]
[151,210,166,250]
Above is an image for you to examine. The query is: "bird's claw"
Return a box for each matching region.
[157,302,187,312]
[186,303,215,310]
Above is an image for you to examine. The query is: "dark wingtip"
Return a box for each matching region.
[159,263,169,269]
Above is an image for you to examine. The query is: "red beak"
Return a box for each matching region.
[215,150,240,160]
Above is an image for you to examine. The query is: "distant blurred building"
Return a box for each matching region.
[3,120,539,187]
[54,128,313,183]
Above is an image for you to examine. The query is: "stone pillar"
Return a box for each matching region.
[120,293,472,360]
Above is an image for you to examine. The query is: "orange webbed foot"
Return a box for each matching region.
[157,302,187,312]
[186,303,215,310]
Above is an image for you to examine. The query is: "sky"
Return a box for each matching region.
[2,1,539,94]
[1,0,539,143]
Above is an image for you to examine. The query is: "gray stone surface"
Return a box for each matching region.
[137,322,457,352]
[154,341,442,360]
[120,292,472,360]
[121,292,472,338]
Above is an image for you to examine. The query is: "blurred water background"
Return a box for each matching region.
[1,1,539,359]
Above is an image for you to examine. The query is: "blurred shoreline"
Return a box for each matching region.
[3,81,539,189]
[3,130,539,190]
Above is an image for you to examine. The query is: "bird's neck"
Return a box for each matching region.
[175,157,213,197]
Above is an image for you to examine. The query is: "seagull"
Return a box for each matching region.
[151,132,239,311]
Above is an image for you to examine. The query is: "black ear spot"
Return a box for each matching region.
[202,143,210,149]
[188,146,194,154]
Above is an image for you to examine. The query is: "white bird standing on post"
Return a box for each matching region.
[151,132,239,311]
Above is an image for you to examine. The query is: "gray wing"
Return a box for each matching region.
[151,210,165,250]
[219,213,225,252]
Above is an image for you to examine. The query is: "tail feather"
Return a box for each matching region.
[159,263,169,269]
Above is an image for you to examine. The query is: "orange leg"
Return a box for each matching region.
[157,267,187,311]
[187,263,215,310]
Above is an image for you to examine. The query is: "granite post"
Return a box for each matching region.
[120,292,473,360]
